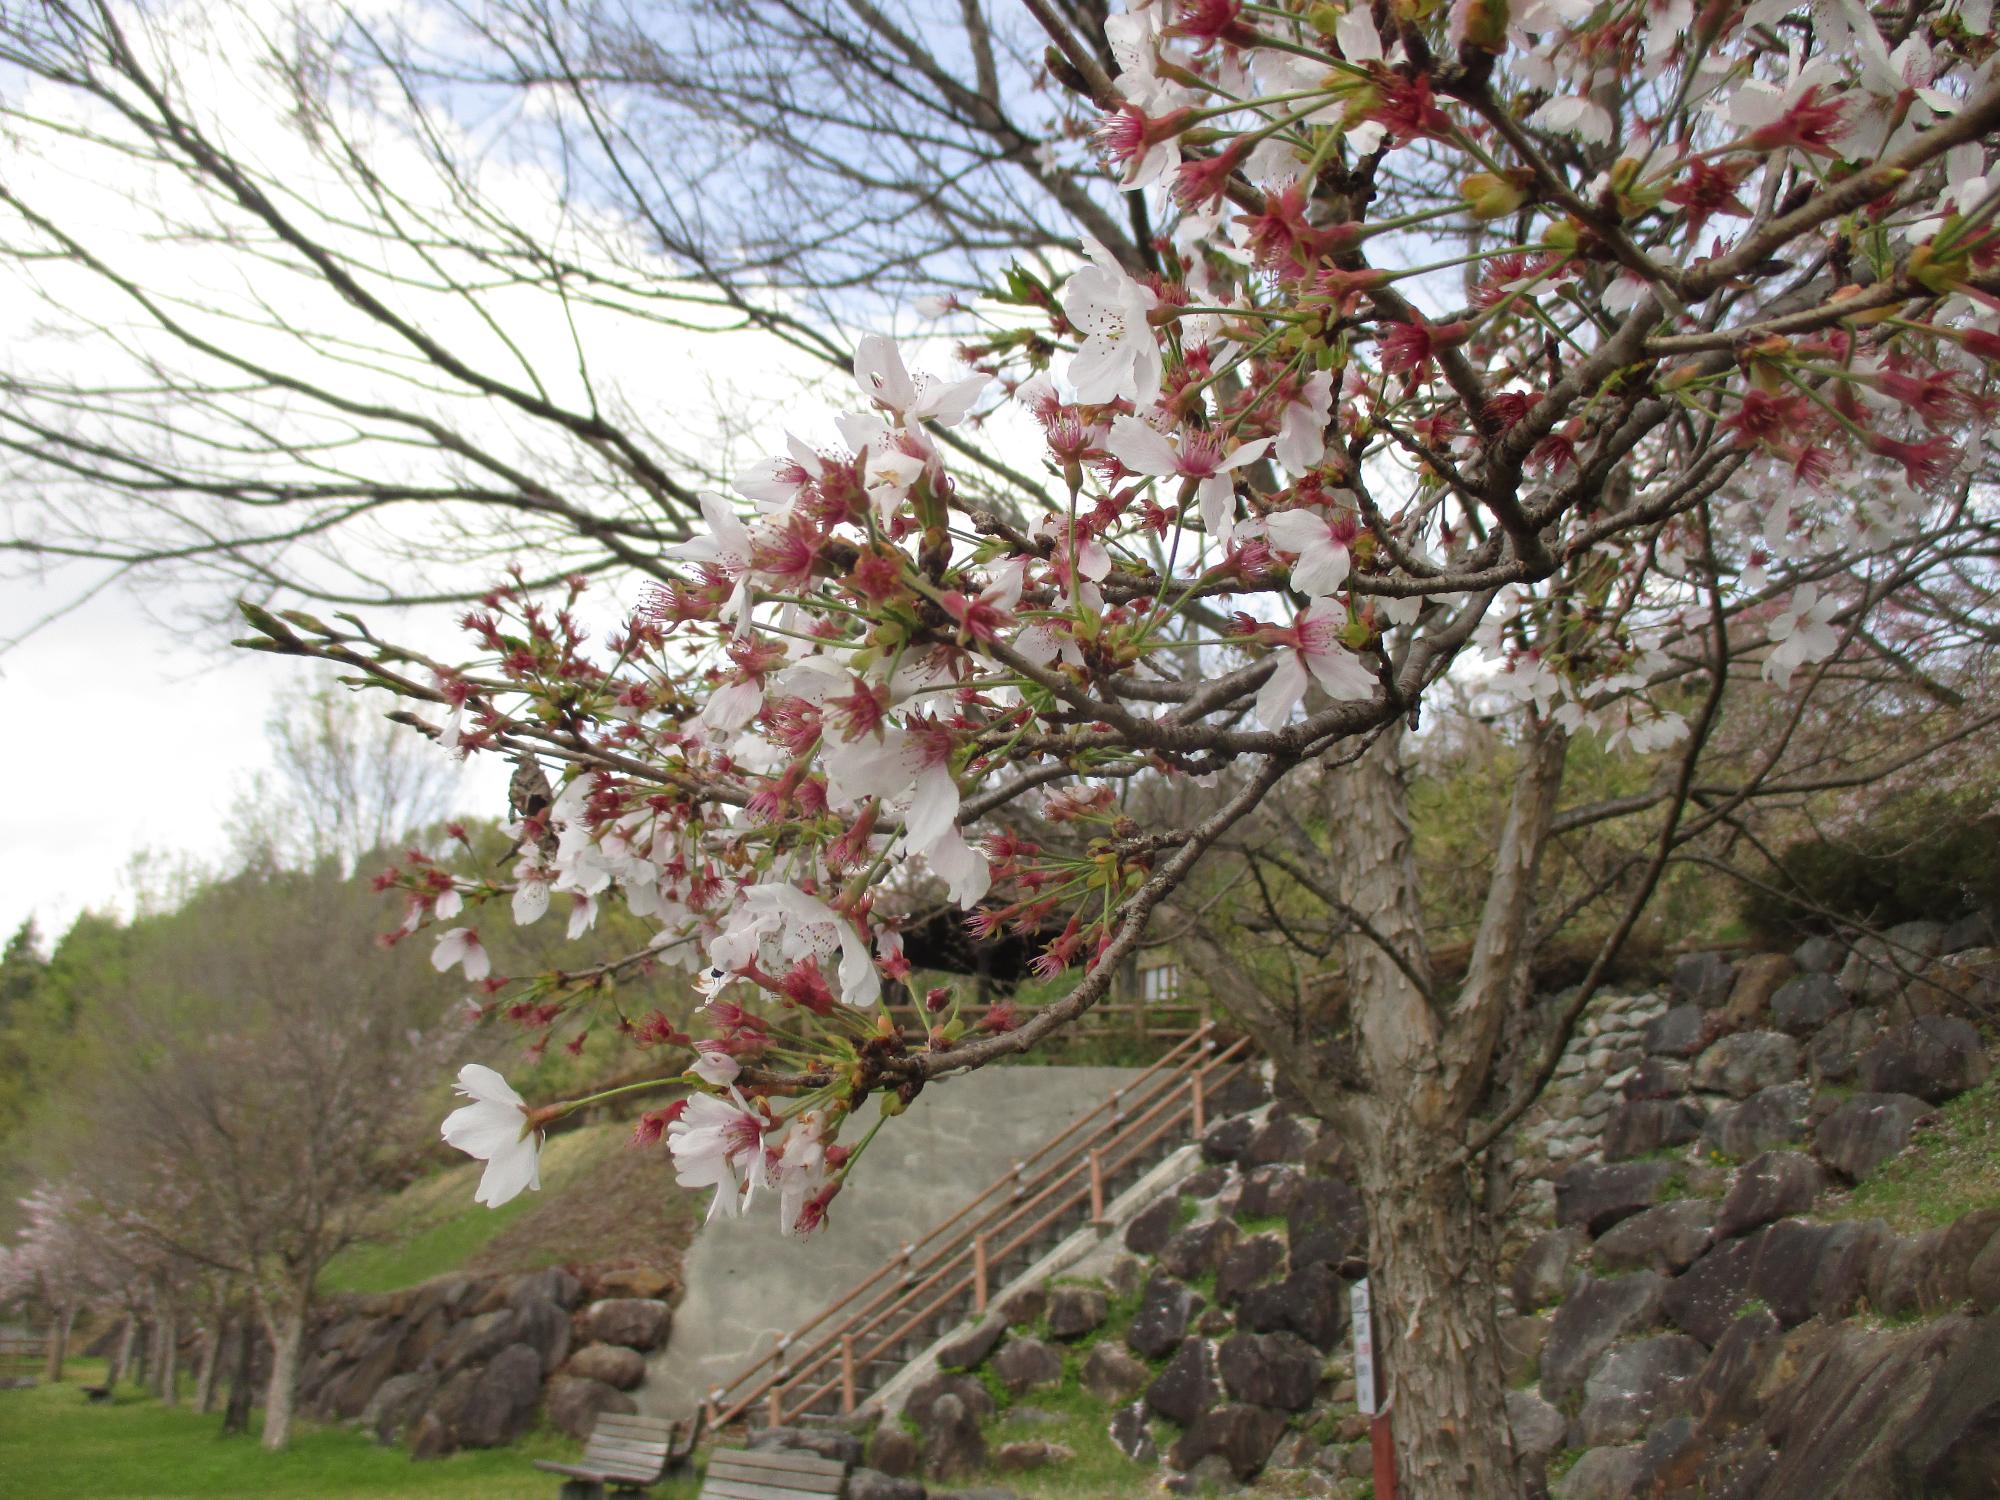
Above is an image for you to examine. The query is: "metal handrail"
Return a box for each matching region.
[706,1028,1249,1428]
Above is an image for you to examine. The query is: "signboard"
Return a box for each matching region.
[1351,1277,1377,1415]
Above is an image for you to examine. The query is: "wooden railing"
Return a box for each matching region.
[880,998,1214,1046]
[705,1027,1251,1430]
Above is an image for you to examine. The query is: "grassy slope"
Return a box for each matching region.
[322,1121,698,1296]
[0,1360,714,1500]
[1826,1074,2000,1232]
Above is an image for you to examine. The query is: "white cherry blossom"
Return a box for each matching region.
[440,1064,541,1207]
[1062,238,1162,406]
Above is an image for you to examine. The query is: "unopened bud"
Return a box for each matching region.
[1460,171,1529,222]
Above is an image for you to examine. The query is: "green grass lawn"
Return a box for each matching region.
[0,1359,701,1500]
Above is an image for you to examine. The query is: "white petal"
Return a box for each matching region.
[473,1137,541,1207]
[1255,653,1308,729]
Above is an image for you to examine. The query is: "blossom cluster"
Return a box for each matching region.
[324,0,2000,1225]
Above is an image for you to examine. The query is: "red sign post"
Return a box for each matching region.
[1350,1279,1398,1500]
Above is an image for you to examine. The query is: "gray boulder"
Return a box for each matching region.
[1856,1017,1990,1103]
[1513,1227,1588,1313]
[361,1370,437,1444]
[1124,1197,1180,1255]
[990,1335,1062,1395]
[1643,1004,1712,1058]
[1714,1151,1824,1241]
[1507,1389,1567,1465]
[1541,1272,1667,1403]
[1691,1031,1800,1098]
[432,1309,518,1374]
[541,1374,637,1441]
[1702,1082,1811,1161]
[1146,1337,1222,1425]
[1602,1098,1704,1161]
[1235,1164,1304,1219]
[1771,973,1849,1034]
[1553,1445,1644,1499]
[575,1298,671,1352]
[848,1469,925,1500]
[1575,1333,1707,1446]
[1594,1201,1714,1276]
[1243,1112,1314,1166]
[1285,1175,1366,1270]
[1127,1273,1200,1359]
[1214,1234,1286,1305]
[935,1316,1005,1372]
[1216,1331,1320,1411]
[562,1342,645,1390]
[921,1393,985,1481]
[1199,1115,1256,1163]
[1044,1285,1106,1341]
[1663,1236,1759,1345]
[1673,952,1737,1008]
[1237,1261,1345,1350]
[1555,1159,1672,1235]
[510,1296,572,1375]
[903,1373,995,1428]
[1805,1007,1882,1082]
[1158,1220,1238,1280]
[1840,921,1947,1002]
[1168,1403,1290,1481]
[1109,1400,1157,1463]
[1081,1344,1151,1404]
[415,1342,542,1455]
[1815,1092,1933,1181]
[869,1427,920,1477]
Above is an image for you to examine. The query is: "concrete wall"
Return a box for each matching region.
[640,1064,1142,1418]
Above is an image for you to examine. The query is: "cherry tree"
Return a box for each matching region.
[217,0,2000,1491]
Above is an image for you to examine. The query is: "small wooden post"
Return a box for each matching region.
[767,1384,782,1427]
[973,1234,989,1312]
[840,1335,856,1414]
[1088,1150,1105,1224]
[1191,1064,1206,1136]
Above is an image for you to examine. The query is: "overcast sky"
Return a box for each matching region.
[0,571,500,944]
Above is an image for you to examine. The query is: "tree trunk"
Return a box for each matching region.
[260,1306,305,1451]
[43,1301,74,1383]
[1330,735,1524,1498]
[222,1318,254,1437]
[195,1320,222,1414]
[159,1303,180,1406]
[1354,1123,1522,1498]
[132,1319,151,1391]
[110,1314,136,1389]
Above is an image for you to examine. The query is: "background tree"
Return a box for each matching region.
[6,0,2000,1493]
[226,678,464,875]
[0,0,1099,618]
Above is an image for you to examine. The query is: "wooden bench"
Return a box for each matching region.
[0,1329,45,1390]
[698,1446,847,1500]
[534,1411,700,1497]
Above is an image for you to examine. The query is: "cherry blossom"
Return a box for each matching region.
[1253,605,1378,729]
[1103,414,1271,543]
[430,926,490,982]
[440,1064,542,1207]
[666,1089,770,1223]
[1763,585,1843,689]
[1062,238,1162,406]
